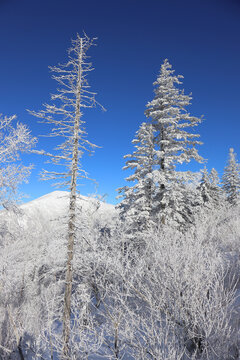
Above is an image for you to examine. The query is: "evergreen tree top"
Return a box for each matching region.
[145,59,204,168]
[222,147,240,204]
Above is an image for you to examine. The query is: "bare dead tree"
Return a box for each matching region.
[28,33,103,358]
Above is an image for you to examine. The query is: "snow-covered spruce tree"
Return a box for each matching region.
[209,167,222,200]
[198,167,222,208]
[0,114,36,208]
[198,167,211,205]
[28,33,102,358]
[222,148,240,205]
[118,122,156,239]
[145,59,203,227]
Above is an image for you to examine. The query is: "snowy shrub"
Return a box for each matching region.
[0,193,239,359]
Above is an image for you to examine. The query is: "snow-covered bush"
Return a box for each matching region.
[0,114,36,208]
[0,193,239,359]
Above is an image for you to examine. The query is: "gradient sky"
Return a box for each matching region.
[0,0,240,204]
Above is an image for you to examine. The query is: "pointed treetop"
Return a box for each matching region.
[222,147,240,204]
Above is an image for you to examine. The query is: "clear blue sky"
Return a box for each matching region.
[0,0,239,204]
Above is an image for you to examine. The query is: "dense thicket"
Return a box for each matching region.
[0,196,239,359]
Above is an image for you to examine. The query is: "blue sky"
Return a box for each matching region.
[0,0,240,204]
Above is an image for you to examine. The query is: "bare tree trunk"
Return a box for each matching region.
[62,38,83,358]
[114,325,119,359]
[160,125,166,225]
[18,337,25,360]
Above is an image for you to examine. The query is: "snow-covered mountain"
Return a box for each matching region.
[19,190,115,231]
[0,190,116,259]
[1,190,116,236]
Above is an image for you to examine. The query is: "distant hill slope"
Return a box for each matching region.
[0,190,116,238]
[19,190,116,231]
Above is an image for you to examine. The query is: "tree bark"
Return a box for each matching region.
[62,37,83,358]
[160,125,166,224]
[18,337,25,360]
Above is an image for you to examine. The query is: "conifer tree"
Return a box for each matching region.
[198,167,211,204]
[222,148,240,205]
[145,59,203,226]
[209,168,222,205]
[118,122,156,235]
[198,167,222,208]
[29,33,102,357]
